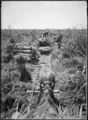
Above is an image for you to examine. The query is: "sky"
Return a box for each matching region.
[1,1,87,29]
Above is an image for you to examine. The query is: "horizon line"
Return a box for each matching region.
[1,28,87,30]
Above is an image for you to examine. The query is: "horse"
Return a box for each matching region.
[34,65,61,119]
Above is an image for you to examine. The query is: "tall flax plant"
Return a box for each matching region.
[62,29,87,58]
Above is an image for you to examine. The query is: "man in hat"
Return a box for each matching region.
[55,34,63,49]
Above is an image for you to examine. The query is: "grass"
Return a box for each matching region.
[1,28,87,119]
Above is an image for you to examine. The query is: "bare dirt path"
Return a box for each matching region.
[39,54,51,67]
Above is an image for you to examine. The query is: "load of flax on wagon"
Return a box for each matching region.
[38,32,52,54]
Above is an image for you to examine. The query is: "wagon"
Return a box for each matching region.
[39,46,52,54]
[18,49,32,54]
[17,46,32,50]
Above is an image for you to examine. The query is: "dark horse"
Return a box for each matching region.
[34,65,61,118]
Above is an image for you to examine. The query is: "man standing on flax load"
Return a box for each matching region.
[38,31,51,47]
[43,31,49,41]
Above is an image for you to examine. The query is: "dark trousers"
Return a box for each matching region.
[57,42,61,49]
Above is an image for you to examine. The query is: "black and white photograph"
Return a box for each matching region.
[1,1,87,119]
